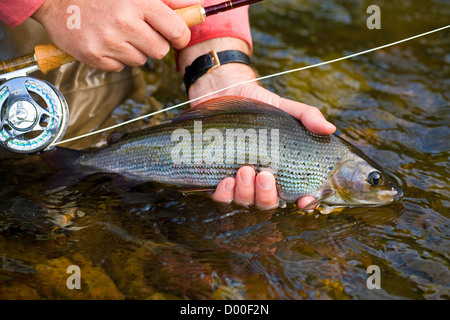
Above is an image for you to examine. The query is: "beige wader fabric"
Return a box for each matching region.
[0,19,146,157]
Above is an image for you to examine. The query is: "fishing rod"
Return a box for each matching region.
[0,0,264,154]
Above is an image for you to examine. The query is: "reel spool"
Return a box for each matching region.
[0,77,69,154]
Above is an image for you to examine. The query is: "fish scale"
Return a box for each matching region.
[78,98,355,201]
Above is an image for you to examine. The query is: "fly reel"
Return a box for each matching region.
[0,77,69,154]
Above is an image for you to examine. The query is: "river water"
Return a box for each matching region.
[0,0,449,299]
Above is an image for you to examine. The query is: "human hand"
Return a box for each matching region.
[32,0,204,72]
[189,71,336,136]
[201,76,336,211]
[179,38,336,210]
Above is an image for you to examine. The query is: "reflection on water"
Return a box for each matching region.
[1,0,449,299]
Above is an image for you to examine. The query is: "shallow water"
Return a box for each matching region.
[0,0,449,299]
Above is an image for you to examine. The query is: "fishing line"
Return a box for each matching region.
[53,24,450,146]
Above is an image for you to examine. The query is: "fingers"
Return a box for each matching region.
[277,98,336,136]
[88,56,125,73]
[211,177,235,203]
[255,171,279,210]
[124,20,170,60]
[81,32,150,71]
[297,195,319,211]
[234,166,256,207]
[212,167,319,212]
[84,0,200,69]
[161,0,205,9]
[212,167,279,210]
[144,0,193,50]
[107,42,149,67]
[207,84,336,136]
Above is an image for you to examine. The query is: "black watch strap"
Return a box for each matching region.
[183,50,252,94]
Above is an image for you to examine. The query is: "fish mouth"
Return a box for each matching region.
[377,187,402,203]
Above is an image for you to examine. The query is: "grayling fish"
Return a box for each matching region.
[47,97,402,207]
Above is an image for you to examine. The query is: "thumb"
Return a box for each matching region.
[161,0,205,9]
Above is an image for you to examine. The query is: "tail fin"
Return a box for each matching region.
[41,147,81,170]
[40,147,91,191]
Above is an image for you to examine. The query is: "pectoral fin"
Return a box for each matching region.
[179,188,216,194]
[278,198,287,209]
[299,189,334,211]
[107,131,127,144]
[317,205,345,215]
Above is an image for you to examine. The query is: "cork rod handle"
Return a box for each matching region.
[34,44,75,74]
[175,5,206,27]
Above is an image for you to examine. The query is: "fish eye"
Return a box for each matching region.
[367,171,382,186]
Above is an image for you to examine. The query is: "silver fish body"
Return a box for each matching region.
[78,97,401,206]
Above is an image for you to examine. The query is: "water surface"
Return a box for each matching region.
[0,0,449,299]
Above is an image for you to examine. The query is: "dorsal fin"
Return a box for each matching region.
[106,96,295,144]
[107,131,127,145]
[170,96,290,122]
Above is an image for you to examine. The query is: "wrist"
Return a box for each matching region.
[178,37,251,73]
[188,63,257,101]
[178,37,256,100]
[31,0,53,24]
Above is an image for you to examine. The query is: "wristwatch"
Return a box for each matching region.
[183,50,252,94]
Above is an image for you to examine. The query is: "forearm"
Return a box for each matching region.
[0,0,46,27]
[178,37,256,100]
